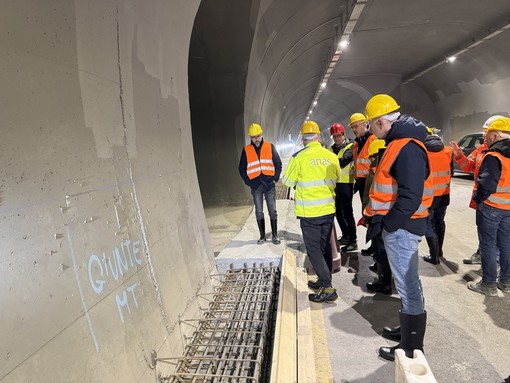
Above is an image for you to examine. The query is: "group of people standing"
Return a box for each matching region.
[239,93,510,362]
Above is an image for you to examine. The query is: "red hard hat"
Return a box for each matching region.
[330,123,345,135]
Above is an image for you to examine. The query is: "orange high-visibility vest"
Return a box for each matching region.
[482,152,510,210]
[428,146,452,197]
[245,142,275,180]
[457,143,486,174]
[469,144,488,208]
[364,138,434,219]
[353,134,376,179]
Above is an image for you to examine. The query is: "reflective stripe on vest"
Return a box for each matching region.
[364,138,433,218]
[282,141,340,218]
[354,135,376,179]
[483,152,510,210]
[428,146,452,197]
[245,142,275,180]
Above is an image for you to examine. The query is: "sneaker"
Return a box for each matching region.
[338,236,349,245]
[463,252,481,264]
[497,281,510,294]
[309,287,338,303]
[423,255,440,265]
[341,242,358,252]
[271,235,281,245]
[307,279,321,290]
[257,237,266,244]
[467,281,498,297]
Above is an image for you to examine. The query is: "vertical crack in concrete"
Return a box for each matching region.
[116,13,170,333]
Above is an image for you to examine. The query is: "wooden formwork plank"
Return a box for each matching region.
[296,267,317,383]
[270,249,297,382]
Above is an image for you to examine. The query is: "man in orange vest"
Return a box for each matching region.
[363,94,432,362]
[349,113,376,254]
[239,123,282,244]
[450,115,504,264]
[423,128,452,264]
[467,117,510,296]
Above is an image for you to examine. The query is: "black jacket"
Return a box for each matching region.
[330,138,354,168]
[238,139,282,191]
[474,138,510,204]
[367,115,429,239]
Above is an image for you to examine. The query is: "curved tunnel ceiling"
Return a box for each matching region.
[244,0,510,143]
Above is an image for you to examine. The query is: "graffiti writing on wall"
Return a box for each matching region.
[87,240,143,324]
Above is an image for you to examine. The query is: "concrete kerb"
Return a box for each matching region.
[214,199,298,273]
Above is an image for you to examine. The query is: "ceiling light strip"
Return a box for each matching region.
[403,22,510,84]
[305,0,367,122]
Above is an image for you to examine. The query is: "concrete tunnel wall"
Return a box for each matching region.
[0,1,215,381]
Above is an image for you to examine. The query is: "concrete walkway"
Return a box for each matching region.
[208,175,510,382]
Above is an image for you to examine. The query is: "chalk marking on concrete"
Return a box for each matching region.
[66,227,100,352]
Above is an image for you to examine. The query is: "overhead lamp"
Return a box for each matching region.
[320,82,327,89]
[446,56,456,63]
[338,39,349,49]
[313,100,317,106]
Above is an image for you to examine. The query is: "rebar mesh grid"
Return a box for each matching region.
[166,266,280,383]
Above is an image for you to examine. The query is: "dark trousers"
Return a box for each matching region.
[476,203,510,284]
[300,215,334,287]
[425,206,447,239]
[335,183,357,243]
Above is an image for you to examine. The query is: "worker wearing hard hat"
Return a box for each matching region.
[422,128,453,265]
[467,116,510,296]
[450,115,505,265]
[349,112,377,255]
[363,94,432,362]
[239,123,283,244]
[328,123,357,252]
[282,121,341,303]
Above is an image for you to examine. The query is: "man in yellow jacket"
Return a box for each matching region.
[282,121,341,302]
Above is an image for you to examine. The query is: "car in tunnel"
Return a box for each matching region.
[452,132,484,175]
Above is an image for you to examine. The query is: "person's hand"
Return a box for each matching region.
[449,141,463,158]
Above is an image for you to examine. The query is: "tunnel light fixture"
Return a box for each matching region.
[303,0,367,127]
[338,38,350,49]
[403,20,510,83]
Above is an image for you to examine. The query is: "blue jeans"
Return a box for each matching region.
[251,184,277,220]
[476,203,510,284]
[382,228,424,315]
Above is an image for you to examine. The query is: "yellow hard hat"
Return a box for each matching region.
[248,123,263,137]
[368,139,386,157]
[365,94,400,121]
[483,115,505,132]
[301,120,320,134]
[349,113,367,126]
[486,117,510,134]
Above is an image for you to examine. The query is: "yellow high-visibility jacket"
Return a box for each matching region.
[282,141,341,218]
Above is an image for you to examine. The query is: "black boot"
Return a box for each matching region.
[400,311,427,357]
[256,219,266,244]
[378,311,426,361]
[270,219,281,244]
[382,325,401,341]
[366,260,392,295]
[436,227,445,258]
[424,236,440,264]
